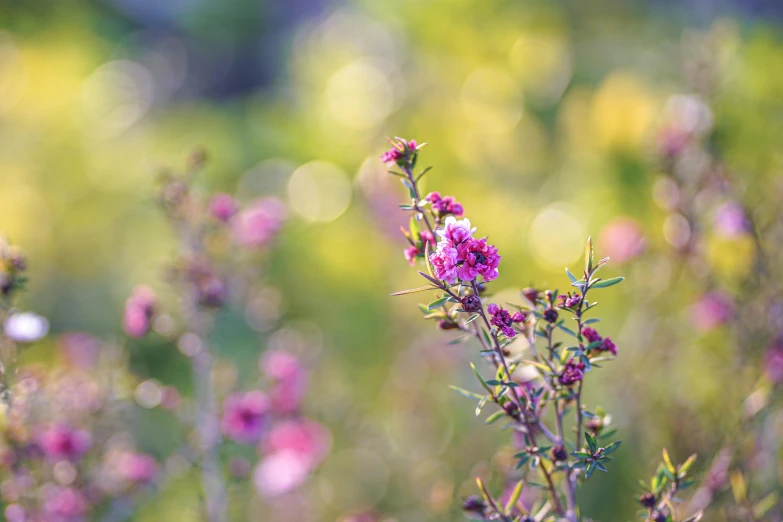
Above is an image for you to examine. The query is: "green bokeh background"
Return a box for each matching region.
[1,1,782,520]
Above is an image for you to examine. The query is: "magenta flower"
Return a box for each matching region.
[220,391,269,444]
[765,339,783,384]
[233,198,286,249]
[582,327,602,344]
[37,424,92,461]
[42,486,87,521]
[426,192,465,217]
[455,238,500,282]
[559,359,585,386]
[714,202,750,238]
[380,139,417,166]
[487,304,525,338]
[558,293,581,308]
[404,245,420,266]
[438,216,474,245]
[430,244,460,284]
[123,285,156,339]
[4,504,25,522]
[691,291,735,331]
[601,337,617,356]
[209,193,238,222]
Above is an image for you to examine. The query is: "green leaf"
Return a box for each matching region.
[465,314,480,324]
[485,410,506,425]
[409,216,420,241]
[471,362,493,394]
[390,286,438,296]
[594,461,607,472]
[415,166,432,183]
[448,385,484,401]
[504,480,524,515]
[602,441,622,455]
[586,461,596,479]
[565,267,578,283]
[662,448,676,475]
[427,297,449,310]
[678,453,697,476]
[585,432,597,453]
[590,277,624,289]
[752,492,778,519]
[475,395,488,417]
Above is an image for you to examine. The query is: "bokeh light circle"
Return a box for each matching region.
[325,60,394,129]
[287,161,352,223]
[529,203,585,268]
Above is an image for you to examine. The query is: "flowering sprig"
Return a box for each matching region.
[636,450,701,522]
[386,137,633,521]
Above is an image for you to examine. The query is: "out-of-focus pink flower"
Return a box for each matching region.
[599,218,646,264]
[559,359,585,386]
[4,504,25,522]
[261,419,331,466]
[59,333,101,369]
[209,193,238,222]
[123,285,156,339]
[233,198,286,248]
[37,425,92,461]
[220,391,269,444]
[253,450,311,497]
[765,339,783,384]
[118,452,158,484]
[41,486,87,521]
[714,202,750,239]
[260,351,308,414]
[691,291,734,332]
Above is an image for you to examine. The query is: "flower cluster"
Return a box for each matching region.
[388,138,633,522]
[430,217,500,284]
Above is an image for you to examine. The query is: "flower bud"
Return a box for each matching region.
[461,294,482,313]
[437,319,459,330]
[551,445,568,462]
[543,308,558,323]
[639,493,657,508]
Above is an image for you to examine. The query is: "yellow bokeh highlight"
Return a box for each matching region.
[590,72,657,151]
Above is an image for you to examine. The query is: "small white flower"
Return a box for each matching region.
[5,312,49,343]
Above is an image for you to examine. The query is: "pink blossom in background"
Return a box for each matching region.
[260,350,308,413]
[59,333,101,369]
[233,198,286,248]
[37,424,92,461]
[117,452,158,484]
[4,504,25,522]
[220,391,269,444]
[765,339,783,384]
[41,486,88,521]
[691,291,735,332]
[714,202,750,238]
[208,193,238,222]
[261,419,331,467]
[253,450,311,497]
[123,285,156,339]
[599,218,646,264]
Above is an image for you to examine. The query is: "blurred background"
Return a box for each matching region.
[2,0,783,520]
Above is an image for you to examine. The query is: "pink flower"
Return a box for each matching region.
[765,339,783,384]
[260,350,308,414]
[714,202,750,238]
[455,238,500,282]
[581,327,602,344]
[59,333,101,369]
[233,198,286,248]
[486,304,525,338]
[123,285,156,339]
[558,294,581,308]
[119,453,158,484]
[691,291,734,331]
[261,419,331,467]
[426,192,465,217]
[209,193,238,222]
[37,424,92,461]
[600,337,617,356]
[41,486,87,521]
[404,246,420,266]
[254,420,331,495]
[559,359,585,386]
[429,244,460,284]
[253,450,311,497]
[4,504,25,522]
[220,391,269,444]
[438,216,474,245]
[599,218,646,264]
[380,139,417,166]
